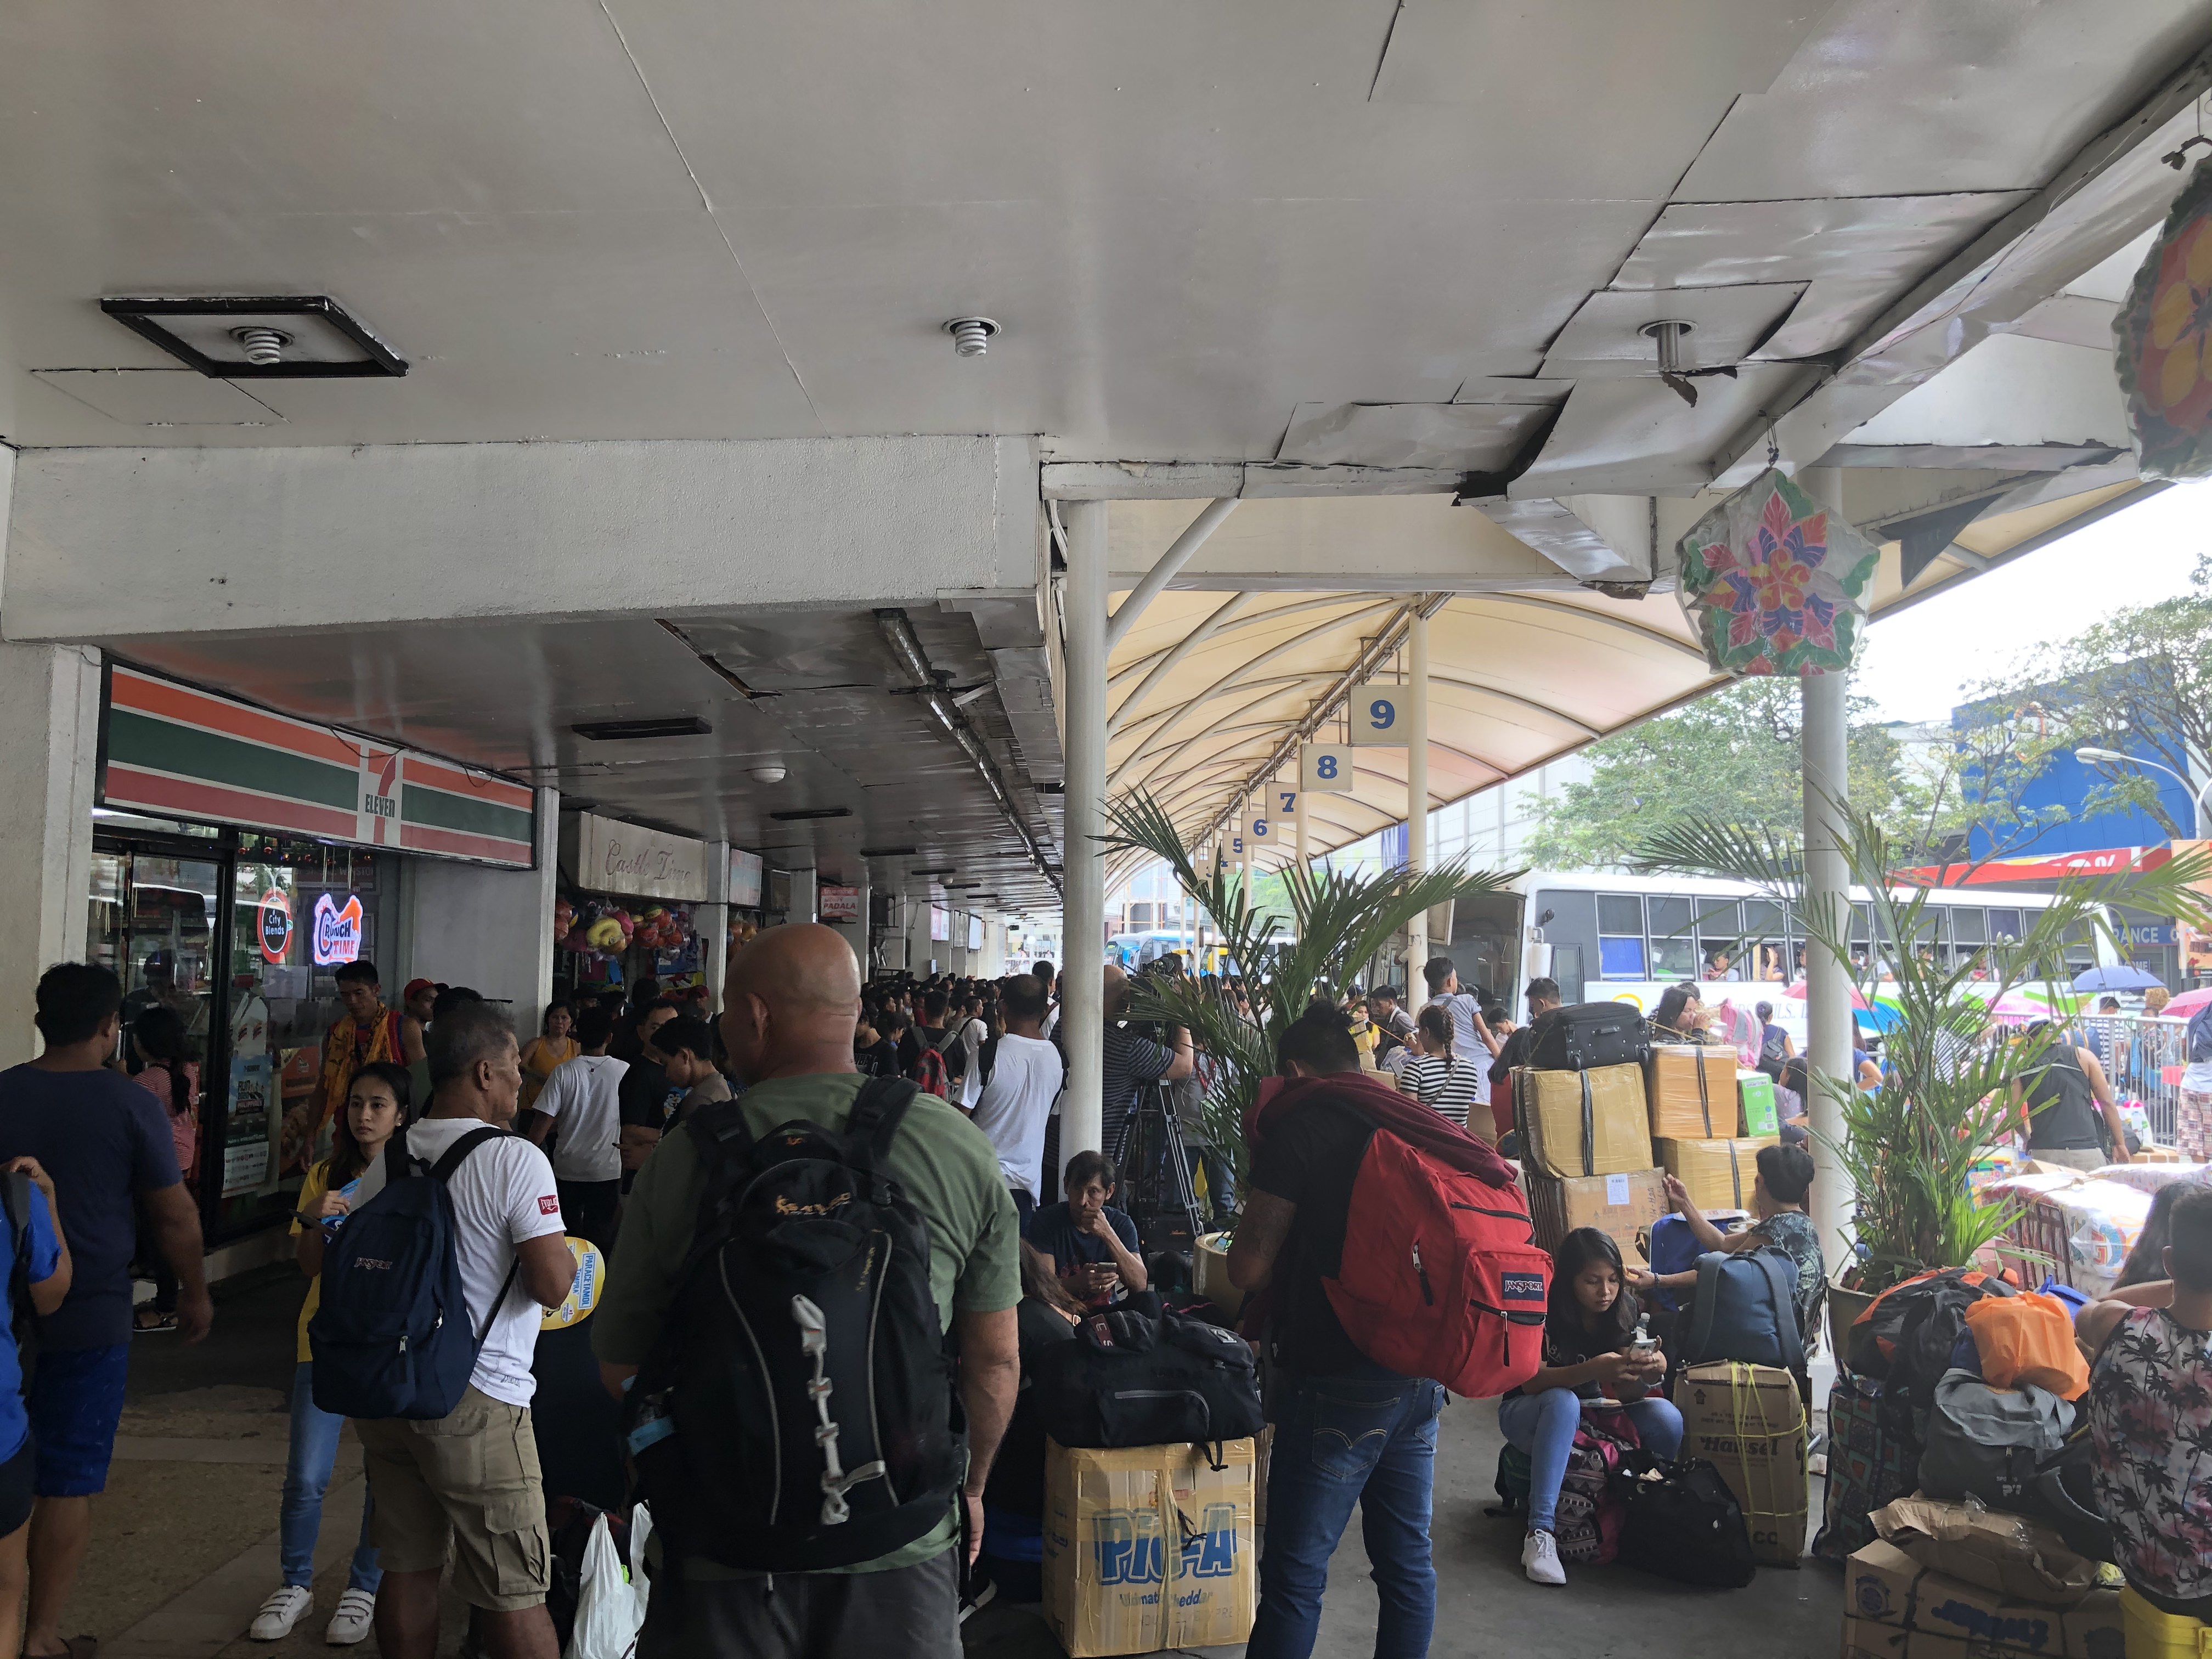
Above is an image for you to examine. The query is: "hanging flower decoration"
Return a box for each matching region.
[2118,155,2212,481]
[1675,467,1877,677]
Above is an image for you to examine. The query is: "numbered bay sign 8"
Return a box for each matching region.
[1347,681,1409,745]
[1301,743,1355,793]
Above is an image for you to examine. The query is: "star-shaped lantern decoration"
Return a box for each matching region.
[1675,468,1878,677]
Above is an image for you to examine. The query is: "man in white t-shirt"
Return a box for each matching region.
[525,1003,627,1248]
[967,976,1064,1221]
[957,994,990,1111]
[356,1002,577,1659]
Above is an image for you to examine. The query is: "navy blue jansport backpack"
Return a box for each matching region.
[308,1127,520,1420]
[1679,1246,1805,1371]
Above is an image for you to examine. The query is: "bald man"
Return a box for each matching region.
[591,926,1021,1656]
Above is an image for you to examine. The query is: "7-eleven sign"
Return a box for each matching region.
[357,748,402,844]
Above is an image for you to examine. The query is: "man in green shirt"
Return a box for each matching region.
[592,924,1020,1657]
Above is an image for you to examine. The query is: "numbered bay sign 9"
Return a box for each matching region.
[1347,681,1409,744]
[1301,743,1355,793]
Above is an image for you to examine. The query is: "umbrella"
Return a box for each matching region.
[1782,978,1874,1011]
[2072,965,2166,994]
[2161,986,2212,1020]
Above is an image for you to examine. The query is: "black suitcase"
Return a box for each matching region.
[1034,1308,1263,1462]
[1525,1002,1650,1070]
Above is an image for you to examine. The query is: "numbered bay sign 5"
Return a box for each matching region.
[1347,681,1409,744]
[1301,743,1355,793]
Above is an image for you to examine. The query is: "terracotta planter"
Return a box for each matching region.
[1827,1280,1875,1367]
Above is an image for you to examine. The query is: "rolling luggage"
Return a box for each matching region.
[1525,1002,1651,1071]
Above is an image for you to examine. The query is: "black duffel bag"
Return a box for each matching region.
[1611,1452,1758,1588]
[1034,1307,1263,1465]
[1525,1002,1651,1071]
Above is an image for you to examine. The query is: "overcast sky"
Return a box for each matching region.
[1855,480,2210,724]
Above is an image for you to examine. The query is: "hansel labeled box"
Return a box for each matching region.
[1673,1361,1808,1566]
[1526,1167,1664,1258]
[1042,1438,1256,1658]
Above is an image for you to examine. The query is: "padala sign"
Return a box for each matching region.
[563,813,709,903]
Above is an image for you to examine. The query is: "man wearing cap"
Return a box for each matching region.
[403,979,438,1028]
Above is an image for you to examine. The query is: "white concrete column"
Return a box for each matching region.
[404,785,560,1041]
[0,641,100,1066]
[1294,772,1308,878]
[1061,500,1109,1159]
[1406,612,1431,970]
[701,841,731,1013]
[1799,469,1859,1265]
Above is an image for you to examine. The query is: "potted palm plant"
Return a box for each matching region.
[1634,802,2212,1350]
[1099,789,1523,1245]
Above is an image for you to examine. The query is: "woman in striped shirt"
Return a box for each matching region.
[1397,1004,1483,1132]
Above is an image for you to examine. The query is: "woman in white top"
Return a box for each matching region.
[1397,1004,1482,1132]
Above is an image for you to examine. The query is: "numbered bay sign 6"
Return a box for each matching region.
[1347,681,1408,744]
[1301,743,1355,793]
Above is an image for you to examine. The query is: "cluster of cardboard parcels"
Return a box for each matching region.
[1843,1499,2123,1659]
[1517,1045,1780,1256]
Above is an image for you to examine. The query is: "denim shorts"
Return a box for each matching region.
[29,1342,131,1497]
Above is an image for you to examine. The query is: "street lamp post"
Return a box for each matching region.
[2075,747,2212,839]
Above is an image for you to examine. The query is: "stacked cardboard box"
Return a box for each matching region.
[1526,1166,1664,1257]
[1673,1362,1808,1566]
[1657,1135,1780,1213]
[1647,1045,1743,1138]
[1515,1064,1652,1179]
[1842,1538,2122,1659]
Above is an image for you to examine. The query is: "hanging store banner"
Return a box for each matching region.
[101,665,536,868]
[819,883,861,923]
[2118,155,2212,481]
[563,812,709,902]
[1675,467,1877,677]
[728,847,765,910]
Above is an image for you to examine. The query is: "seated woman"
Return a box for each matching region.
[977,1243,1085,1602]
[1650,983,1711,1045]
[2075,1187,2212,1624]
[1630,1146,1824,1355]
[1024,1150,1149,1308]
[1497,1228,1680,1587]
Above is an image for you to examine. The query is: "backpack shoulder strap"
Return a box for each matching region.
[844,1075,921,1174]
[1686,1251,1725,1359]
[1754,1246,1806,1371]
[429,1125,510,1182]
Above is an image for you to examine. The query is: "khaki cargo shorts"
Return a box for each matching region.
[357,1386,550,1611]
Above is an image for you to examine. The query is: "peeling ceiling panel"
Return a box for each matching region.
[1275,400,1553,469]
[1845,333,2131,449]
[1452,376,1577,406]
[1675,0,2212,200]
[1612,194,2030,359]
[2001,293,2123,353]
[29,369,283,427]
[1514,364,1808,496]
[1539,284,1808,377]
[2065,229,2160,302]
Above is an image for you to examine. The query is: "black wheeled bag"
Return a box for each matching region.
[1612,1451,1758,1588]
[1525,1002,1651,1071]
[622,1078,964,1573]
[1034,1307,1263,1463]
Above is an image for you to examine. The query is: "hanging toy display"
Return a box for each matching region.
[632,906,693,953]
[558,898,637,959]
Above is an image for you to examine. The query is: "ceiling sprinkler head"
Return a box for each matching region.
[749,763,788,785]
[1640,319,1698,407]
[230,326,291,367]
[943,317,1000,358]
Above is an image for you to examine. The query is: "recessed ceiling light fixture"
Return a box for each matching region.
[100,295,407,379]
[1640,319,1699,407]
[769,806,852,822]
[749,764,789,785]
[572,716,712,742]
[943,317,1000,358]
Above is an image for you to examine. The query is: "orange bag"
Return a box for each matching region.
[1963,1291,2090,1400]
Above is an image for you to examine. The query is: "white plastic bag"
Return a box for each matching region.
[627,1503,654,1624]
[565,1515,644,1659]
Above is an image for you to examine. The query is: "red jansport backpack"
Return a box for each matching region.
[1324,1128,1550,1396]
[907,1035,951,1099]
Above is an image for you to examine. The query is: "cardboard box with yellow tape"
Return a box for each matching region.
[1513,1064,1653,1179]
[1042,1438,1256,1657]
[1673,1361,1808,1566]
[1656,1135,1780,1214]
[1646,1045,1742,1139]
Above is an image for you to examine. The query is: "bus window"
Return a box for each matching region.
[1694,899,1741,980]
[1597,895,1646,979]
[1647,895,1695,979]
[1950,907,1988,947]
[1987,907,2023,943]
[1551,944,1585,1005]
[1742,899,1787,981]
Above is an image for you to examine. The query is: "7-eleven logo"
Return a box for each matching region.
[357,749,402,844]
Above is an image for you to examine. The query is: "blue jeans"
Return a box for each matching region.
[283,1362,381,1592]
[1496,1389,1683,1535]
[1248,1365,1445,1659]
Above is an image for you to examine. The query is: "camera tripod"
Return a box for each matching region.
[1115,1080,1206,1266]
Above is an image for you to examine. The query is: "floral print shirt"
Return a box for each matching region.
[2088,1306,2212,1604]
[1747,1209,1823,1340]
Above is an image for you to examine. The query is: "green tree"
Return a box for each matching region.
[1523,679,1906,869]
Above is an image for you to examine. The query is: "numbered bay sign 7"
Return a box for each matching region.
[1301,743,1355,793]
[1347,681,1408,744]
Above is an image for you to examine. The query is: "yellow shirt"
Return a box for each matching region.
[289,1154,390,1363]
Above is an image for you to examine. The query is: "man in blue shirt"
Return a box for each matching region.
[0,964,208,1659]
[1024,1150,1149,1308]
[0,1156,69,1647]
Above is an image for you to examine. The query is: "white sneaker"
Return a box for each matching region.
[325,1588,376,1646]
[1521,1529,1566,1586]
[250,1585,314,1641]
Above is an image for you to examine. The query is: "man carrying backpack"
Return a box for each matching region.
[593,924,1022,1658]
[1227,1008,1521,1659]
[350,1002,579,1659]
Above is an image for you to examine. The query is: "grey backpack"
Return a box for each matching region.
[1917,1367,2074,1509]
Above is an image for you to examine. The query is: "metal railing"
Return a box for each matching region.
[2077,1014,2188,1144]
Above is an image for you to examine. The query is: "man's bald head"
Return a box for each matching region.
[1103,963,1130,1018]
[720,923,862,1082]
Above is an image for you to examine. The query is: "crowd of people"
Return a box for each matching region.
[0,930,2200,1659]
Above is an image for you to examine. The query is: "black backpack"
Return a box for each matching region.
[1033,1307,1264,1465]
[623,1077,963,1573]
[1612,1452,1758,1588]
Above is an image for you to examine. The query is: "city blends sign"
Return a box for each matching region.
[565,812,709,903]
[100,665,535,868]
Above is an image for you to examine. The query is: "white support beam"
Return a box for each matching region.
[1105,498,1237,651]
[1406,612,1430,971]
[1060,501,1109,1165]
